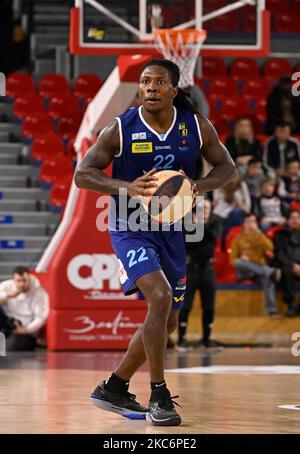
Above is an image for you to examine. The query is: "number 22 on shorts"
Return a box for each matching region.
[127,247,149,268]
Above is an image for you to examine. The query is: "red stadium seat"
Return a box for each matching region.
[266,0,289,13]
[291,0,300,11]
[255,99,267,119]
[13,93,44,119]
[207,13,239,33]
[23,112,53,140]
[273,14,299,33]
[162,4,188,27]
[58,112,83,140]
[66,140,77,160]
[266,225,284,240]
[203,0,226,13]
[210,116,228,135]
[202,58,227,77]
[263,59,293,78]
[249,115,265,134]
[6,72,35,98]
[206,93,224,114]
[290,201,300,212]
[40,156,74,186]
[220,98,250,121]
[31,132,64,162]
[48,94,80,119]
[225,226,243,251]
[209,78,238,96]
[39,74,69,98]
[74,74,102,100]
[231,59,260,79]
[242,13,256,33]
[50,176,73,209]
[243,78,271,98]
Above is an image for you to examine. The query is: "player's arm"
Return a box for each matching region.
[74,119,157,196]
[195,115,237,194]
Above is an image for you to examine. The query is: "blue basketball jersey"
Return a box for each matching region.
[113,105,201,181]
[109,105,202,230]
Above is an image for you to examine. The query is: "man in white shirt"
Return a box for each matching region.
[0,266,49,351]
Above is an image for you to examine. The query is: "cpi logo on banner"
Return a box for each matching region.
[67,253,121,290]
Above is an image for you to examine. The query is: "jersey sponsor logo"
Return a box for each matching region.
[174,293,185,303]
[132,132,147,140]
[155,145,172,151]
[179,121,188,137]
[178,139,189,151]
[132,142,153,153]
[175,276,187,290]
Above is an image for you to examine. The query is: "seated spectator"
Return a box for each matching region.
[230,213,280,316]
[266,76,300,135]
[212,175,251,244]
[263,122,300,177]
[273,210,300,317]
[254,178,287,231]
[225,117,262,174]
[0,266,49,351]
[278,160,300,202]
[242,158,265,199]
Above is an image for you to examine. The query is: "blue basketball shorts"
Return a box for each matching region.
[109,229,187,310]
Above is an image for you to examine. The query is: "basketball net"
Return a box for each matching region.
[154,29,207,89]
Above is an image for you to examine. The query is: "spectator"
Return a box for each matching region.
[230,213,280,316]
[212,175,251,242]
[242,158,265,199]
[254,178,287,231]
[278,160,300,201]
[0,266,49,351]
[274,210,300,317]
[177,199,220,350]
[266,76,300,135]
[263,122,300,177]
[225,117,262,174]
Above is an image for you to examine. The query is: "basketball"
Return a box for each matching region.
[142,170,194,223]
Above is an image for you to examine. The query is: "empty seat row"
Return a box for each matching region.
[202,57,296,78]
[6,72,102,100]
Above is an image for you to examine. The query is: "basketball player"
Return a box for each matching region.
[75,59,236,426]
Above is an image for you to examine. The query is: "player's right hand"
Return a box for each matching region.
[127,168,158,197]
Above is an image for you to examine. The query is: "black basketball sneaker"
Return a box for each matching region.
[90,381,148,420]
[146,387,182,426]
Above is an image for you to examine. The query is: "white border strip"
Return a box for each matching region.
[114,117,123,158]
[36,157,81,272]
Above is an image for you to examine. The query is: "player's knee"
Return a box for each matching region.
[149,285,173,315]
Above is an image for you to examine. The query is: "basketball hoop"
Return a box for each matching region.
[154,29,207,88]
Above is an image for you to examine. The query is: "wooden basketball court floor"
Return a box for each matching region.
[0,348,300,434]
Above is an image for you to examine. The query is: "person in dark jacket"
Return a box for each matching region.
[263,122,300,177]
[177,199,220,350]
[226,117,262,175]
[266,77,300,135]
[274,210,300,317]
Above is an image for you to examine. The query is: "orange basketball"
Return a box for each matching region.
[142,170,194,224]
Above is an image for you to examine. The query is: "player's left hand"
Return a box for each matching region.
[179,169,198,207]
